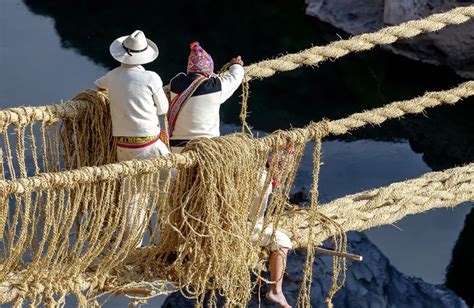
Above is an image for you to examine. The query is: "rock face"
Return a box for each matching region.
[305,0,474,78]
[162,232,467,307]
[446,208,474,307]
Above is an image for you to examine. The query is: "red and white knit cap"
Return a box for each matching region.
[187,42,214,77]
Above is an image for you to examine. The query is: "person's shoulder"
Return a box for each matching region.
[169,73,189,93]
[169,74,221,95]
[96,67,118,85]
[143,69,161,78]
[106,66,122,76]
[204,76,222,88]
[143,70,164,85]
[170,72,187,84]
[194,76,221,96]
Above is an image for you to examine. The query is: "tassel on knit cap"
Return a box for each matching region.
[187,41,214,77]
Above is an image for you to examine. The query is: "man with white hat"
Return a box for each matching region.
[95,30,169,159]
[95,30,169,246]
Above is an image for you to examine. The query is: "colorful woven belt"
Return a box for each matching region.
[116,135,158,144]
[116,135,160,149]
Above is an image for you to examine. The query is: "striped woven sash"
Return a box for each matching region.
[167,76,207,137]
[116,135,159,149]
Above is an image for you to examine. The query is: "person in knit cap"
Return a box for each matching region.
[168,42,244,153]
[169,42,291,307]
[94,30,169,247]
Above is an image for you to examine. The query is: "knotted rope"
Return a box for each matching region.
[1,6,474,307]
[244,6,474,80]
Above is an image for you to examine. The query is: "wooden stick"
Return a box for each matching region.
[315,246,363,262]
[102,286,152,296]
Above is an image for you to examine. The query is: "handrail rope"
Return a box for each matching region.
[285,162,474,248]
[244,6,474,80]
[1,162,473,304]
[1,6,473,127]
[0,81,472,194]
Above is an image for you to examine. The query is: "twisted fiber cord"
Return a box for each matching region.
[0,152,196,194]
[297,140,322,307]
[0,149,3,180]
[1,162,472,304]
[61,90,117,169]
[327,81,474,136]
[281,163,474,249]
[0,150,5,241]
[0,7,472,129]
[250,143,307,289]
[0,8,471,169]
[153,135,269,307]
[218,63,252,135]
[0,176,164,306]
[0,10,472,304]
[2,129,17,179]
[257,142,307,247]
[0,80,472,194]
[0,97,91,128]
[0,90,108,131]
[0,135,169,304]
[0,270,91,306]
[297,139,348,308]
[0,81,471,294]
[1,168,179,305]
[236,5,474,132]
[256,80,474,146]
[0,90,115,185]
[15,125,27,178]
[244,6,474,80]
[4,162,472,303]
[0,9,472,308]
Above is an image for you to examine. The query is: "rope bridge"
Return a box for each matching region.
[1,5,474,307]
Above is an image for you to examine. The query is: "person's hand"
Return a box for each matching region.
[229,56,244,66]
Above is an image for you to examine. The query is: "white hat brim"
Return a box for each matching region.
[109,36,159,65]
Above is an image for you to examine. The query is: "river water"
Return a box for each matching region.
[1,0,472,306]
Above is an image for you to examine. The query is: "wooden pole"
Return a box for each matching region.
[314,246,363,262]
[101,286,152,297]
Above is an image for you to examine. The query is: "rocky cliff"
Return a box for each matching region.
[305,0,474,78]
[162,232,467,307]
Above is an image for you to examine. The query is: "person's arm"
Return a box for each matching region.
[218,56,245,103]
[153,87,169,115]
[151,73,169,115]
[94,74,108,91]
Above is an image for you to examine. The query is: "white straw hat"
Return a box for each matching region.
[109,30,159,65]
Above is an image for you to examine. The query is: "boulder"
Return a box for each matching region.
[305,0,474,78]
[163,232,467,307]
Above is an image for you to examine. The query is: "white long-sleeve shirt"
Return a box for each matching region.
[169,64,244,140]
[95,64,168,137]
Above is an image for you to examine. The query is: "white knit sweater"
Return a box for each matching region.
[169,64,244,140]
[95,64,168,137]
